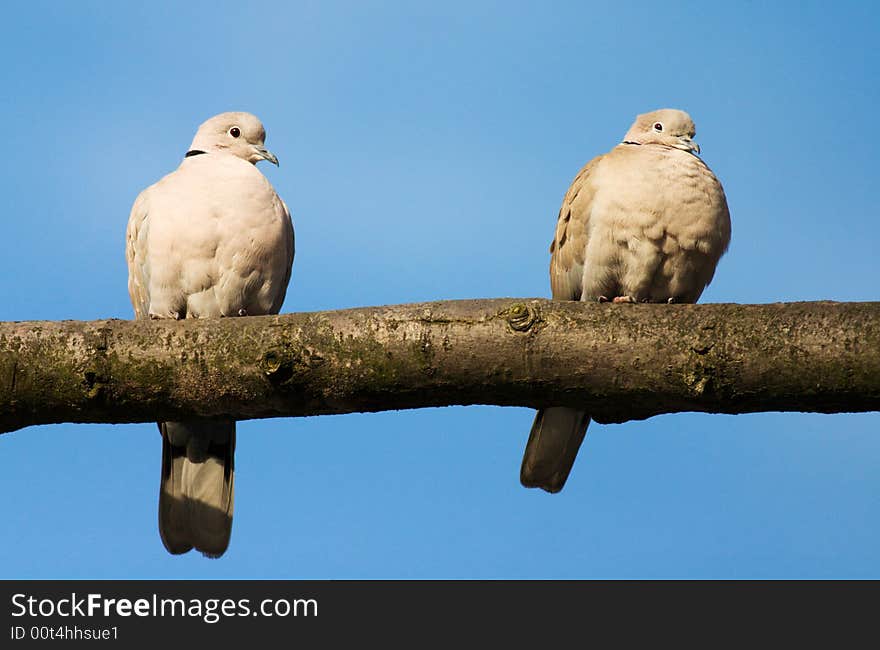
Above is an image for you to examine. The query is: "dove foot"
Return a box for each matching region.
[612,296,636,304]
[598,296,610,303]
[148,310,182,320]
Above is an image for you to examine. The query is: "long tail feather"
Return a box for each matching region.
[520,407,591,493]
[158,420,235,558]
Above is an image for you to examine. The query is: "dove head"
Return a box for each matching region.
[188,111,279,165]
[622,109,700,155]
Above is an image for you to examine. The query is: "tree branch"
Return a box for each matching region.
[1,299,878,433]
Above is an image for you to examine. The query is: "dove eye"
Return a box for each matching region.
[228,127,241,138]
[653,122,663,132]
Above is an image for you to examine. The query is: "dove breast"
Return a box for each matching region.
[581,144,730,303]
[137,153,292,319]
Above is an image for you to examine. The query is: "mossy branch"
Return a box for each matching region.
[1,299,878,433]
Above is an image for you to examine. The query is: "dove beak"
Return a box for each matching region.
[678,136,700,155]
[254,145,279,166]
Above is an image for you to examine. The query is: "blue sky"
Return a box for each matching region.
[1,1,878,578]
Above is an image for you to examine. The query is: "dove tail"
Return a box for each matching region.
[158,420,235,558]
[520,407,591,493]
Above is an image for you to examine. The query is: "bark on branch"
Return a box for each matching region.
[1,299,878,434]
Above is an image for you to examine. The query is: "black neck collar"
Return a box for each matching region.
[622,141,641,146]
[184,149,207,158]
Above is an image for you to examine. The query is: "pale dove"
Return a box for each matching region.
[126,112,294,556]
[521,108,730,493]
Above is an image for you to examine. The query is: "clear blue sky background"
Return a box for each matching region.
[1,1,878,578]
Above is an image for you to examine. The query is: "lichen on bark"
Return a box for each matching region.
[0,299,878,433]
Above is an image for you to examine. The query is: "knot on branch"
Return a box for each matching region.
[262,346,325,385]
[504,303,539,333]
[262,349,286,378]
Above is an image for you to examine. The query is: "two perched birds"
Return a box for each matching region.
[126,108,728,557]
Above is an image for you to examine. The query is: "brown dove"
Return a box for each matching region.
[521,108,731,493]
[126,112,294,556]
